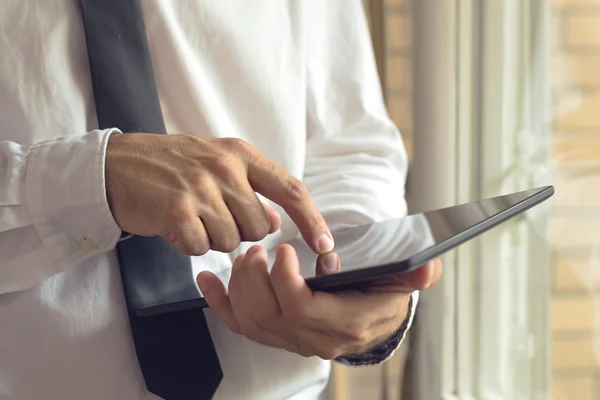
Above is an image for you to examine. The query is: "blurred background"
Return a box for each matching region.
[321,0,600,399]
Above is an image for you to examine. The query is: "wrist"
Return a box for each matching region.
[104,131,125,225]
[336,294,414,363]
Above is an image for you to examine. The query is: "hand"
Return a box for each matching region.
[105,133,334,255]
[197,244,442,359]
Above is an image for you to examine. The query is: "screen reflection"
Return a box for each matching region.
[274,186,554,288]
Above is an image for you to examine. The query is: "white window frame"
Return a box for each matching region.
[411,0,552,399]
[476,1,550,399]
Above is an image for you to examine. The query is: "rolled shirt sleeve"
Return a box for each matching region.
[0,129,123,294]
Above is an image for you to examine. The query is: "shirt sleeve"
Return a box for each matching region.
[0,129,123,295]
[304,0,417,365]
[335,291,419,366]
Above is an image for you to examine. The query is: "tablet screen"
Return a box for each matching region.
[281,185,553,290]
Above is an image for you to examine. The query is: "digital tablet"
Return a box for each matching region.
[130,185,554,316]
[295,185,554,292]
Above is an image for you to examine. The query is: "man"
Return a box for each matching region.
[0,1,441,399]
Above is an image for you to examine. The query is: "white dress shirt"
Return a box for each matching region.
[0,1,417,399]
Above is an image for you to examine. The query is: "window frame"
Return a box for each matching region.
[412,0,552,398]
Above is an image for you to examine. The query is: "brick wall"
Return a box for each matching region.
[364,0,413,157]
[550,0,600,399]
[385,0,413,158]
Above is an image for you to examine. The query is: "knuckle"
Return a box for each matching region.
[242,215,271,242]
[169,227,210,257]
[168,193,196,222]
[221,137,255,156]
[178,133,201,144]
[212,151,240,174]
[284,177,308,203]
[189,242,210,256]
[343,322,370,343]
[211,223,241,253]
[307,213,325,232]
[188,170,214,195]
[209,155,246,191]
[214,236,241,253]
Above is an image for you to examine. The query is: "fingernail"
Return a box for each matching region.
[317,233,334,253]
[246,245,258,255]
[323,252,339,272]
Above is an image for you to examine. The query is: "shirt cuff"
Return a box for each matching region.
[25,129,123,271]
[334,291,419,367]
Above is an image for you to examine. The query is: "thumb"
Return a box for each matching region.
[196,271,241,334]
[367,258,442,293]
[399,258,442,290]
[315,252,341,276]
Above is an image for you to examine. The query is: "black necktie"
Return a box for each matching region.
[79,1,223,399]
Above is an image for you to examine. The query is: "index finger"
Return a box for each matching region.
[246,154,334,255]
